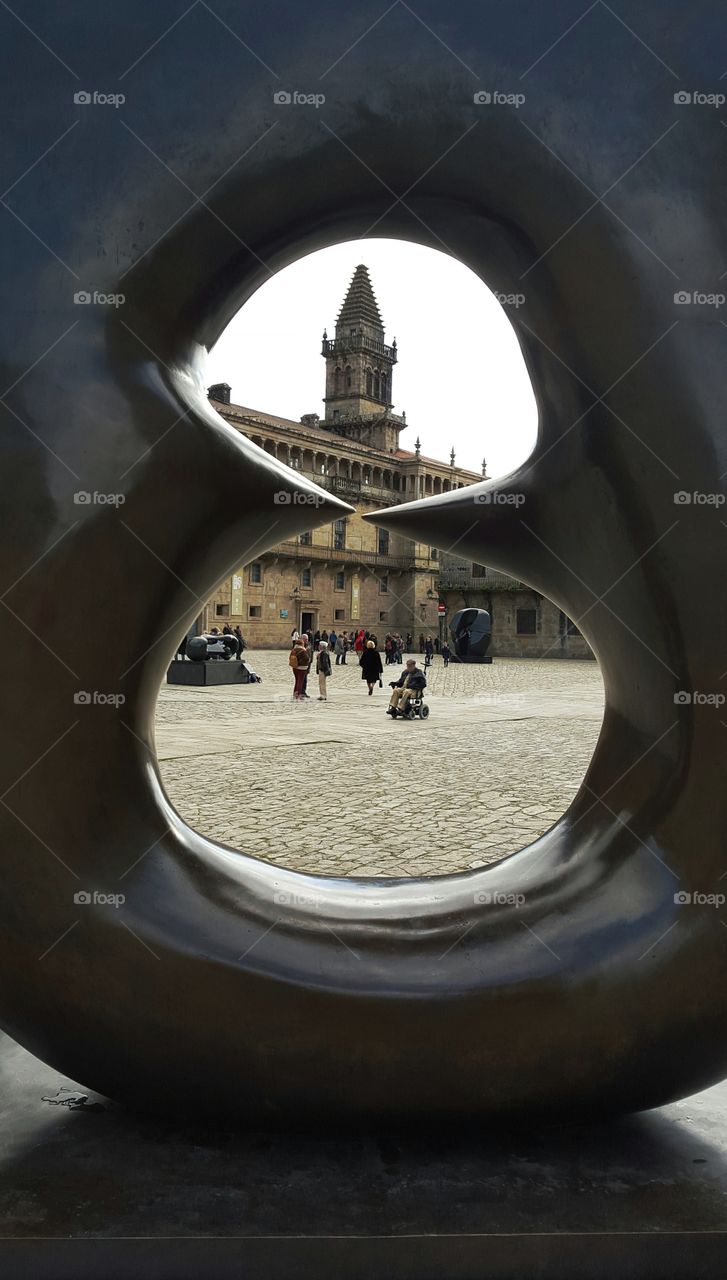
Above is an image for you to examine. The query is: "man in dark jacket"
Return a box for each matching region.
[387,660,426,715]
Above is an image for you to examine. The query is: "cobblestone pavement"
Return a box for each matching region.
[155,652,604,877]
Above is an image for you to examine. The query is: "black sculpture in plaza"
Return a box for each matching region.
[0,1,725,1121]
[449,608,492,663]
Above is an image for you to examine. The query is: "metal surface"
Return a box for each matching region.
[0,1,725,1120]
[449,608,492,662]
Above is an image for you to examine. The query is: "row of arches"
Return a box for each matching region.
[248,435,465,495]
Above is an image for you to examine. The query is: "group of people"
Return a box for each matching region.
[288,627,434,712]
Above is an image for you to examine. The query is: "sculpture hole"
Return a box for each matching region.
[155,239,604,877]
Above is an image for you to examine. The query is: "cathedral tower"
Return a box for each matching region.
[321,265,401,451]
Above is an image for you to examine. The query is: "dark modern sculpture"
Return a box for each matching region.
[0,1,725,1121]
[449,608,492,663]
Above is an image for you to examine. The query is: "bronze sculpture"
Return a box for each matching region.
[0,1,725,1120]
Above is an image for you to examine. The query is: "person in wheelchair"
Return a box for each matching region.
[387,659,427,718]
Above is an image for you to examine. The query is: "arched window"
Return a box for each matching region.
[366,369,373,396]
[345,365,352,389]
[380,373,387,401]
[373,373,380,398]
[334,366,342,392]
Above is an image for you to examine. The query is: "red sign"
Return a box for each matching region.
[437,603,446,614]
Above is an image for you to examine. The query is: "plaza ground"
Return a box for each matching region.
[156,652,604,877]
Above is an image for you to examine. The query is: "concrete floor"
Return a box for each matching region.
[1,1031,727,1278]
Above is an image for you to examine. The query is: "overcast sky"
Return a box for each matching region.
[206,239,538,480]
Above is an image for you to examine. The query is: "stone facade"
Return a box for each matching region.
[202,264,594,658]
[436,558,594,660]
[201,266,482,647]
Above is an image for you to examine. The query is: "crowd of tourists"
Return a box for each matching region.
[287,626,450,708]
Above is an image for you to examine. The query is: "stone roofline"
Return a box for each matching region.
[210,398,481,482]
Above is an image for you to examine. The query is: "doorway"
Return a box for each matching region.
[300,611,316,634]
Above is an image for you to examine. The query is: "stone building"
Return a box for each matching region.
[202,265,482,646]
[202,262,594,659]
[436,555,594,660]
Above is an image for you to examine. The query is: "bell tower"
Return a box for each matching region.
[321,265,401,450]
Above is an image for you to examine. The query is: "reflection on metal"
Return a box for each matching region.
[449,608,492,662]
[0,1,725,1121]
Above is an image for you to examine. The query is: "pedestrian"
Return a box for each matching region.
[313,628,321,651]
[329,628,337,653]
[334,631,345,665]
[300,633,312,697]
[234,625,245,658]
[291,626,299,645]
[359,638,383,696]
[442,641,451,667]
[289,637,310,700]
[387,659,427,716]
[424,635,434,667]
[321,629,329,646]
[354,629,365,654]
[316,640,332,700]
[341,631,349,664]
[406,632,413,653]
[384,634,393,664]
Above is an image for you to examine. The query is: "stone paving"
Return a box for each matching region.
[155,651,604,877]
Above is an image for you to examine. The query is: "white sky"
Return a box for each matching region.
[206,239,538,480]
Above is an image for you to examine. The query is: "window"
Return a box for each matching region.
[249,561,262,584]
[248,605,262,619]
[291,454,301,469]
[561,611,580,637]
[301,568,312,588]
[299,531,312,546]
[472,562,488,577]
[377,528,390,555]
[517,608,537,635]
[430,547,438,560]
[379,611,388,622]
[346,365,352,388]
[379,573,389,594]
[215,603,229,617]
[333,519,346,551]
[366,369,373,395]
[334,608,345,621]
[334,571,345,591]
